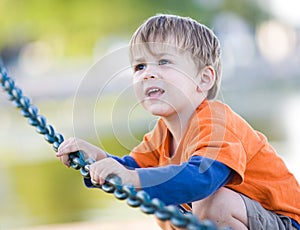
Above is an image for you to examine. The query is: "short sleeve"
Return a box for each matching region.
[180,103,247,185]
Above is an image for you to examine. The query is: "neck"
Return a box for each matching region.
[162,105,197,146]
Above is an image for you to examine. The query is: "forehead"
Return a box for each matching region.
[130,42,192,62]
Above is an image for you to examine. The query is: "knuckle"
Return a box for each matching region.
[69,137,78,144]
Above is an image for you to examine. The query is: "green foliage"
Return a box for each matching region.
[221,0,269,25]
[0,0,267,57]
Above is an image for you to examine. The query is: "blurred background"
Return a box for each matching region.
[0,0,299,229]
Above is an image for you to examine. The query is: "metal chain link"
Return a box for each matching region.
[0,65,231,230]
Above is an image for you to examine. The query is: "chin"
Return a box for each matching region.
[143,103,175,117]
[149,110,167,117]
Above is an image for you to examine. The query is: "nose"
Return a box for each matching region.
[143,74,157,80]
[142,64,159,81]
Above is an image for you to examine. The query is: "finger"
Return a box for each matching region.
[90,178,99,186]
[60,155,70,167]
[90,169,105,185]
[95,159,120,185]
[57,153,69,167]
[57,137,76,149]
[56,138,80,157]
[90,161,111,185]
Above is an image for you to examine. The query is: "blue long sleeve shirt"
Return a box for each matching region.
[85,155,232,206]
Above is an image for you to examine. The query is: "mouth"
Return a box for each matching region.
[145,87,165,98]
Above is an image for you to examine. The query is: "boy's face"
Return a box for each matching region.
[131,43,206,119]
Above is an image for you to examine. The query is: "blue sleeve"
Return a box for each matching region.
[107,154,140,169]
[136,155,232,205]
[292,219,300,230]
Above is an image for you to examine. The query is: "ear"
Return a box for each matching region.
[196,66,215,92]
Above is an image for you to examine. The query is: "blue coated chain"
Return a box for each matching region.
[0,65,230,230]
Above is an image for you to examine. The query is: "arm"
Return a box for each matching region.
[108,154,140,169]
[57,138,231,205]
[85,154,232,205]
[136,155,232,205]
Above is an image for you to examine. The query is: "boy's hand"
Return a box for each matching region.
[56,137,107,167]
[90,158,141,189]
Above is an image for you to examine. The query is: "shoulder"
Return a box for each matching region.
[196,100,233,118]
[190,100,233,131]
[195,100,252,132]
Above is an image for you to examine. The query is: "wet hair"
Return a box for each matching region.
[129,14,222,100]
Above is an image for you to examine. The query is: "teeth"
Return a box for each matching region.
[146,88,165,97]
[147,88,160,96]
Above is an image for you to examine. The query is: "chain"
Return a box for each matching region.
[0,65,231,230]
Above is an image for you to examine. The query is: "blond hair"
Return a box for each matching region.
[129,14,222,100]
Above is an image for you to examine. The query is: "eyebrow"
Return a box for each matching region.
[132,57,146,63]
[132,52,176,63]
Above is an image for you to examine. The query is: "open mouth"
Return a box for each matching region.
[145,87,165,98]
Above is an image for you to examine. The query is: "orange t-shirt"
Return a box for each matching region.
[130,99,300,223]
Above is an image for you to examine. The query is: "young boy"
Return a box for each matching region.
[57,14,300,229]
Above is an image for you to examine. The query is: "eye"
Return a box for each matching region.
[158,59,170,65]
[134,63,146,72]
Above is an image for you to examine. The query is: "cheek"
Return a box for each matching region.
[167,80,197,104]
[132,80,143,100]
[166,74,196,94]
